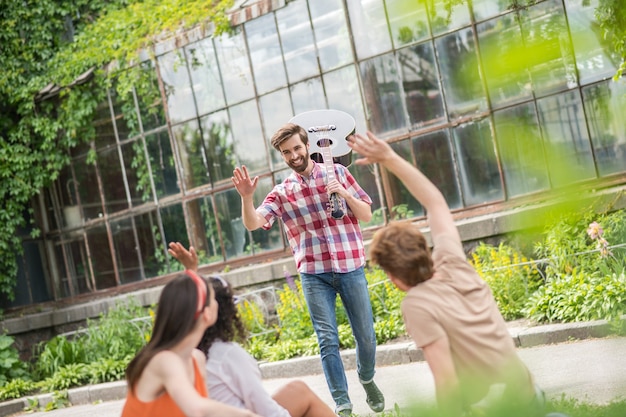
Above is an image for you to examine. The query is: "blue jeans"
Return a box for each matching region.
[300,267,377,410]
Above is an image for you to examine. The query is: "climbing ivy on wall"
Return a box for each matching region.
[594,0,626,79]
[0,0,234,301]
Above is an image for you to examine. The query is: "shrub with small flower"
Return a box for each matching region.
[523,208,626,323]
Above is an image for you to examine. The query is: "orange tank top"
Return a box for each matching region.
[121,357,208,417]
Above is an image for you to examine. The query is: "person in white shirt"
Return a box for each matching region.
[169,242,336,417]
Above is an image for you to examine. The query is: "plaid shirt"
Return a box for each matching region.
[257,162,372,274]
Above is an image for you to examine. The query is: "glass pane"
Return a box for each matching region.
[472,0,508,22]
[172,119,210,190]
[565,0,619,85]
[109,87,134,140]
[73,156,102,221]
[386,140,424,219]
[157,51,196,124]
[57,166,80,229]
[121,140,149,205]
[200,110,236,184]
[351,161,386,228]
[583,81,626,177]
[188,196,224,265]
[348,0,392,59]
[99,147,129,214]
[291,77,326,115]
[399,42,445,127]
[161,203,188,272]
[494,103,549,197]
[60,238,94,296]
[520,0,577,96]
[86,224,117,289]
[477,14,532,108]
[93,100,116,149]
[249,177,285,255]
[275,0,319,83]
[200,110,239,184]
[229,100,268,175]
[136,60,167,132]
[214,188,248,260]
[134,210,166,278]
[429,0,471,35]
[43,188,59,232]
[323,65,368,135]
[360,54,407,135]
[386,0,429,47]
[246,13,287,95]
[259,89,293,169]
[185,38,226,116]
[146,130,180,198]
[435,29,487,118]
[111,217,142,284]
[452,119,504,206]
[413,130,462,209]
[214,29,255,105]
[537,91,596,187]
[310,0,352,71]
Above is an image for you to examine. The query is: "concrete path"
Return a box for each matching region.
[5,336,625,417]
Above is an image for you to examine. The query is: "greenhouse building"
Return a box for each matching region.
[5,0,625,312]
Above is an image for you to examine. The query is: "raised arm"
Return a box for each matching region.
[231,166,267,231]
[348,132,459,240]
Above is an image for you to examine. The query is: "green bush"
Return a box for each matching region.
[0,334,29,385]
[523,270,626,323]
[0,378,37,401]
[274,280,313,340]
[87,356,131,384]
[40,363,90,391]
[82,301,152,362]
[34,335,88,379]
[524,208,626,323]
[245,337,270,361]
[34,300,150,380]
[535,208,626,280]
[471,242,543,320]
[374,313,405,344]
[367,267,405,320]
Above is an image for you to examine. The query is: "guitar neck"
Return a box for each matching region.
[320,145,337,181]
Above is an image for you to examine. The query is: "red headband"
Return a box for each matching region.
[185,270,207,320]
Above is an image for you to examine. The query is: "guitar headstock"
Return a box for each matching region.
[289,109,356,167]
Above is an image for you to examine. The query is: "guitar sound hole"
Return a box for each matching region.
[317,138,333,148]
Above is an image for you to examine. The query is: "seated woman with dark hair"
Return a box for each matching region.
[120,268,261,417]
[169,242,336,417]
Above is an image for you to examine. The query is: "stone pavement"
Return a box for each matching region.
[1,318,624,417]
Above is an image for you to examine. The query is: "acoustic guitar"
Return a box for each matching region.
[289,109,356,220]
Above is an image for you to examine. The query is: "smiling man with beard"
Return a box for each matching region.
[231,122,384,417]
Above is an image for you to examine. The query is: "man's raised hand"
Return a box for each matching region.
[231,165,259,198]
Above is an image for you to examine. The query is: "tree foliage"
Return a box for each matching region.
[595,0,626,79]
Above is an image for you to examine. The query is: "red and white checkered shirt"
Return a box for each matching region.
[257,162,372,274]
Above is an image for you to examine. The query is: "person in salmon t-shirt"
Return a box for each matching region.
[120,270,262,417]
[348,131,570,417]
